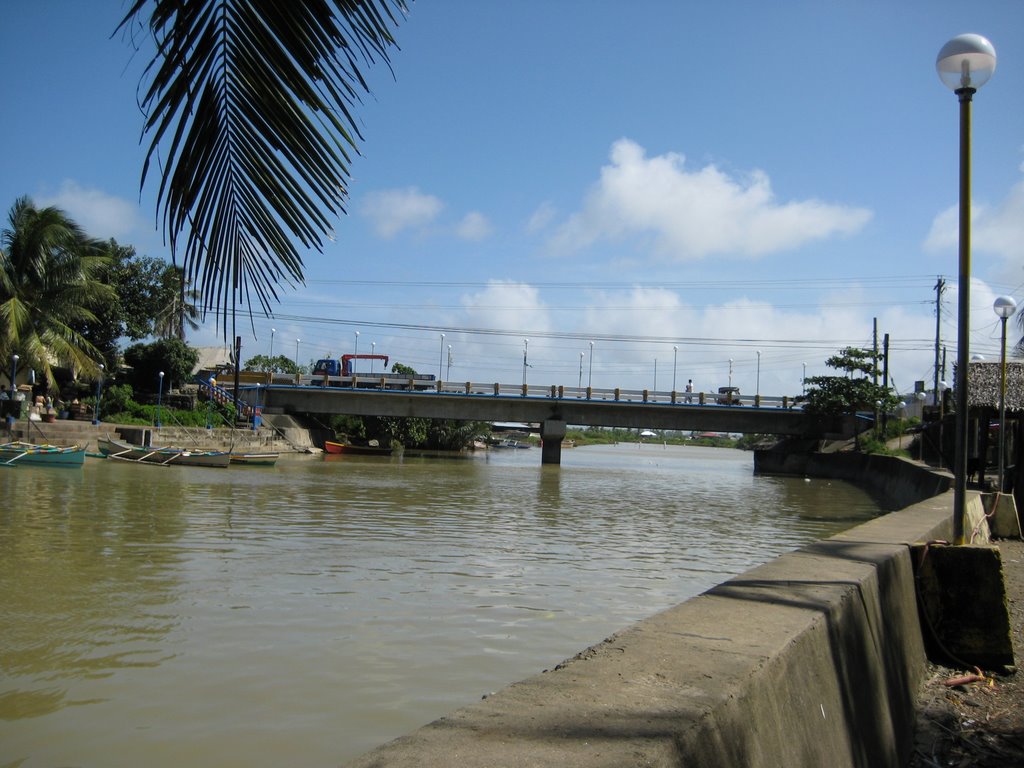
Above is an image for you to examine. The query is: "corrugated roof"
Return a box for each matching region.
[967,361,1024,411]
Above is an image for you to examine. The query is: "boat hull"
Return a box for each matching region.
[229,452,279,466]
[98,437,231,468]
[0,442,86,467]
[323,440,392,456]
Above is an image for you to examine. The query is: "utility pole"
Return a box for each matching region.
[934,277,945,405]
[872,318,879,387]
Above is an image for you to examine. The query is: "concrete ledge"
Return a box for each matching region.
[345,492,958,767]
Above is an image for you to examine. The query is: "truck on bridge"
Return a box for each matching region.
[311,354,437,390]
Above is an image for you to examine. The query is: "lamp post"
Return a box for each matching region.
[295,338,300,368]
[578,351,584,390]
[354,330,359,363]
[156,371,165,428]
[447,345,452,380]
[270,327,275,359]
[522,338,529,387]
[588,341,594,388]
[10,353,18,393]
[753,350,761,403]
[439,333,445,380]
[938,33,997,543]
[92,364,104,426]
[728,358,733,389]
[672,345,678,393]
[994,295,1017,491]
[371,341,376,374]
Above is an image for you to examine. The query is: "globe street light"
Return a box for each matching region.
[295,338,300,368]
[522,338,529,388]
[354,330,360,364]
[156,371,165,428]
[270,327,276,359]
[728,358,733,388]
[588,341,594,389]
[578,351,584,390]
[938,33,997,543]
[672,345,678,393]
[439,333,445,380]
[10,353,18,393]
[994,295,1017,491]
[756,350,761,401]
[447,345,452,380]
[371,341,376,374]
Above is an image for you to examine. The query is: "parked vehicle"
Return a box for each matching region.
[311,354,436,390]
[716,386,743,405]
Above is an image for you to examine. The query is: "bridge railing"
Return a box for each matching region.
[287,375,800,409]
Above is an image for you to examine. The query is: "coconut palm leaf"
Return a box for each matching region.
[0,197,113,390]
[118,0,406,332]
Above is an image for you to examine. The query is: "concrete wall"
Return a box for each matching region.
[344,460,962,768]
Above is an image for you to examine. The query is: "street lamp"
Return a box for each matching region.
[156,371,165,428]
[371,341,376,374]
[938,33,996,543]
[354,330,360,363]
[994,295,1017,491]
[295,338,300,368]
[728,358,733,388]
[447,344,452,380]
[439,333,445,380]
[579,351,584,390]
[92,364,104,426]
[756,350,761,401]
[522,338,529,387]
[270,327,275,359]
[588,341,594,388]
[10,353,18,393]
[672,345,678,393]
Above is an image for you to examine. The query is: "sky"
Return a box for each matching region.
[2,1,1023,398]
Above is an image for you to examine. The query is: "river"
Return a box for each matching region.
[0,443,882,767]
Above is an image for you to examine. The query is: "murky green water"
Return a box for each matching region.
[0,443,881,767]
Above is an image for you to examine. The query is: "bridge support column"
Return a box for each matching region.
[540,420,567,465]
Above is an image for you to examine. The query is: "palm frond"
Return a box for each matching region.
[119,0,407,333]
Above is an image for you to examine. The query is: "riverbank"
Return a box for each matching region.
[908,538,1024,766]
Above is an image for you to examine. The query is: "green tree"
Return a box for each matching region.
[118,1,407,332]
[122,338,199,393]
[244,353,302,375]
[153,265,201,341]
[801,347,902,418]
[0,196,114,389]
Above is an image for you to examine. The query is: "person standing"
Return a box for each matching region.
[684,379,694,403]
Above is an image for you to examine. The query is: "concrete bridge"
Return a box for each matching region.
[252,380,855,464]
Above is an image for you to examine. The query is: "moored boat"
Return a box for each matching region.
[229,451,279,466]
[98,436,231,468]
[0,441,86,467]
[323,440,392,456]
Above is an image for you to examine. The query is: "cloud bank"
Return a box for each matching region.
[548,139,872,260]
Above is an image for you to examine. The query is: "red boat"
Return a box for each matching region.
[324,440,393,456]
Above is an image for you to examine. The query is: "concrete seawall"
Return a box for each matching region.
[344,453,963,767]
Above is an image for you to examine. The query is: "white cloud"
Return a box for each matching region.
[461,280,551,336]
[924,176,1024,266]
[548,139,872,260]
[526,202,557,234]
[456,211,493,241]
[359,187,443,238]
[38,180,151,243]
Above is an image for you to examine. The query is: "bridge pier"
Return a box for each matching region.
[540,420,567,465]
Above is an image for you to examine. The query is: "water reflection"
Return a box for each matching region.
[0,445,881,766]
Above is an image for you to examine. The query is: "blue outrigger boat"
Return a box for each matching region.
[0,441,86,467]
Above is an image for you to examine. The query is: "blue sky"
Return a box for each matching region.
[2,1,1023,397]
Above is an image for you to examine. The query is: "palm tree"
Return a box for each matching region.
[0,197,114,390]
[153,265,201,341]
[118,0,407,335]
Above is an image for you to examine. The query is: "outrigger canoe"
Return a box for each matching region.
[98,436,231,468]
[0,441,86,467]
